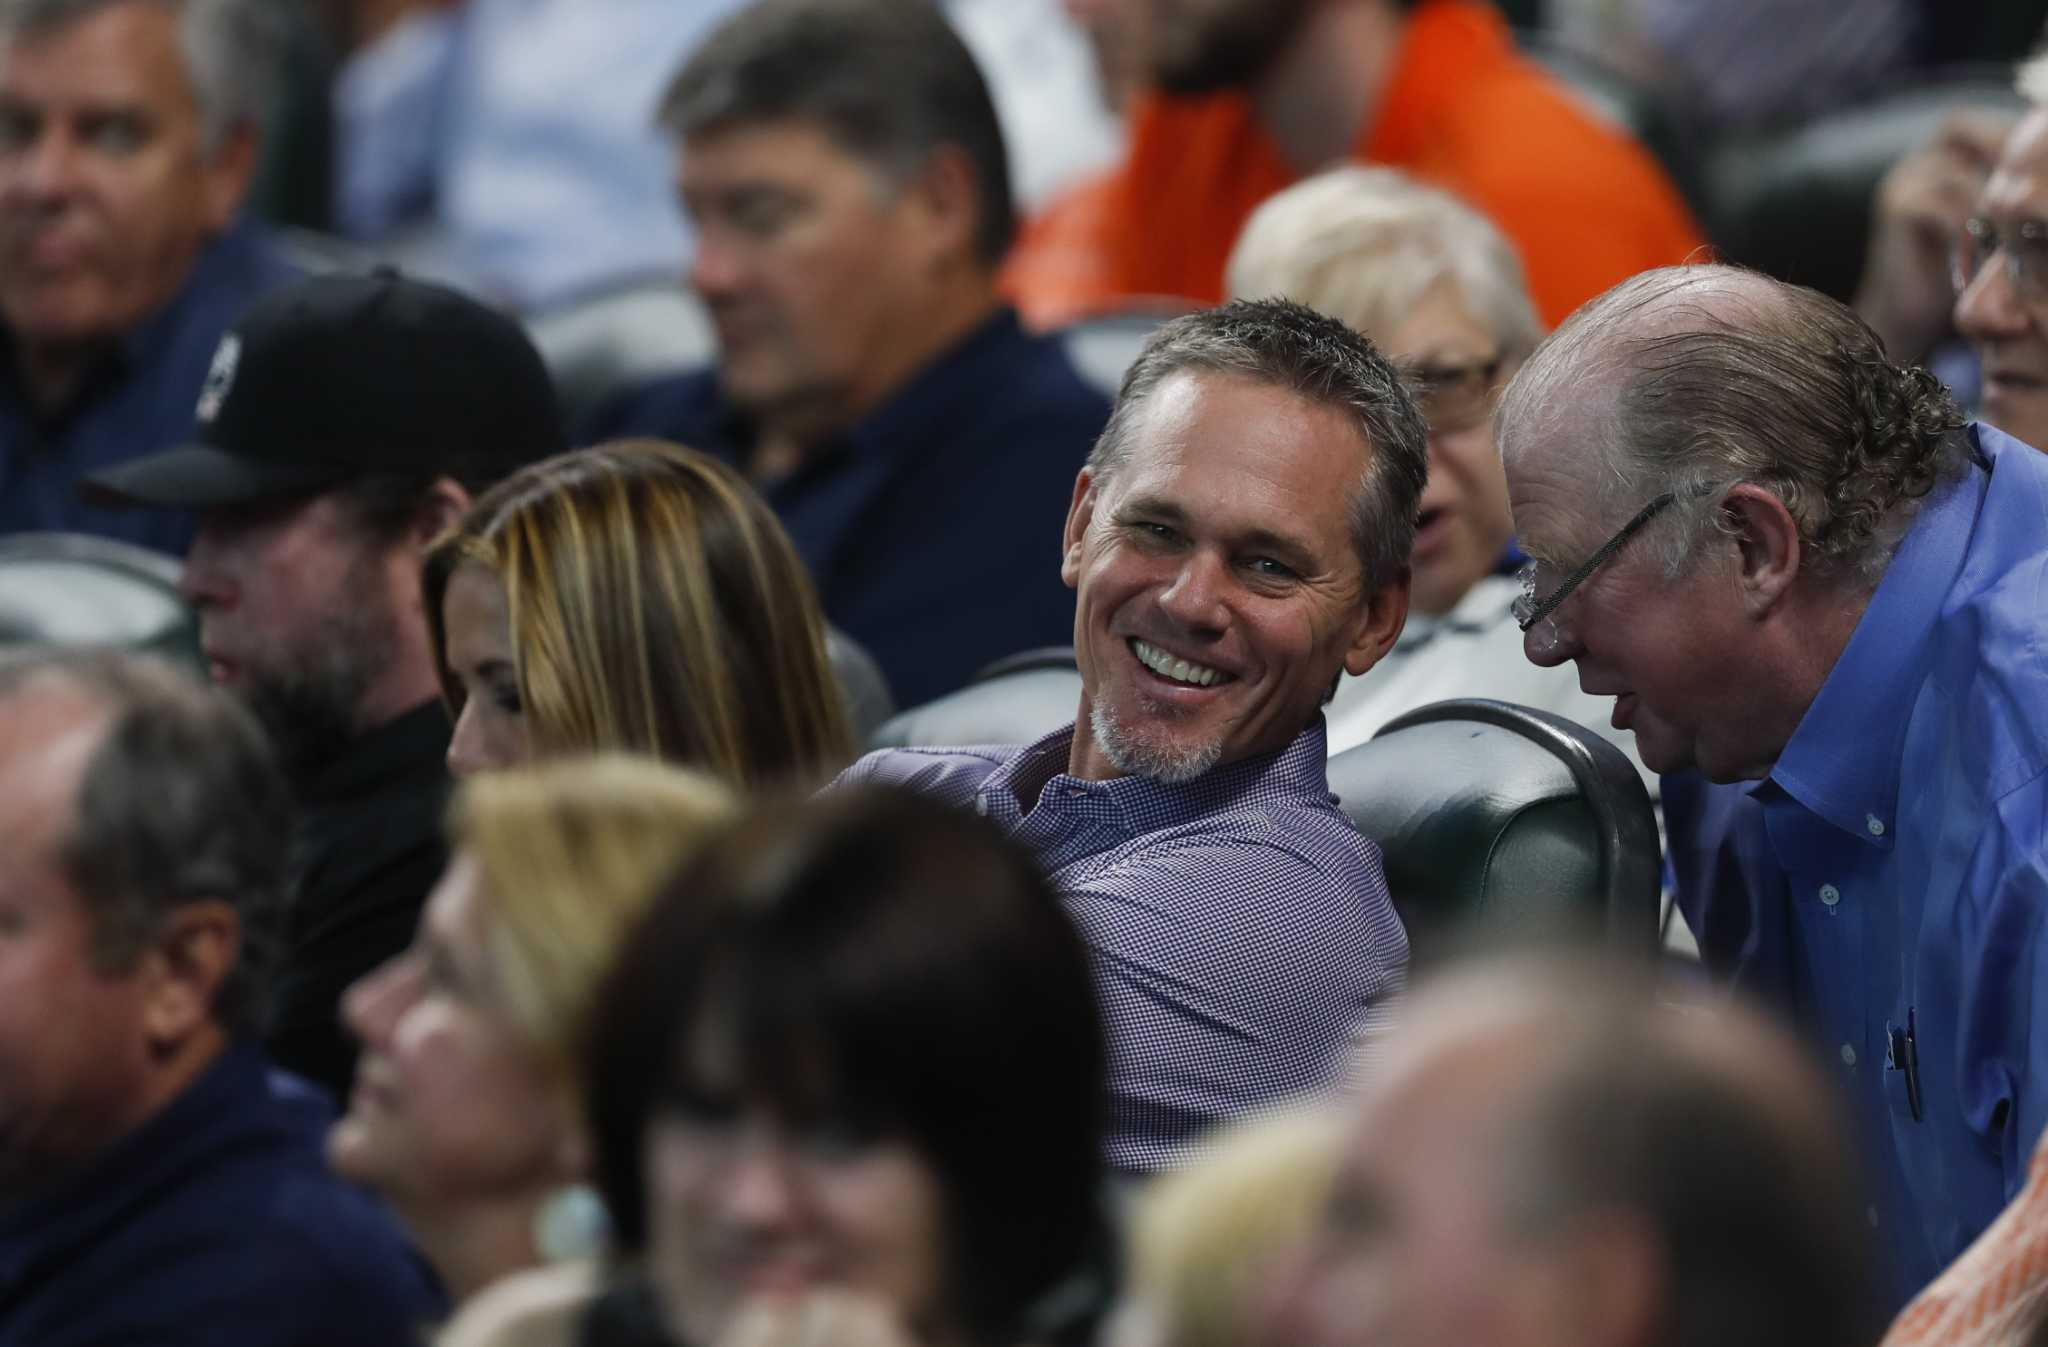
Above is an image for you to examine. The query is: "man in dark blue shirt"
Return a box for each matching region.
[0,651,440,1346]
[0,0,300,556]
[593,0,1111,708]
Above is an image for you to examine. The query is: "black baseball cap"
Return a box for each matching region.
[84,269,567,511]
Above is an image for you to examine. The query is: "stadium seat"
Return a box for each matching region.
[1328,698,1662,964]
[867,645,1080,750]
[0,533,200,669]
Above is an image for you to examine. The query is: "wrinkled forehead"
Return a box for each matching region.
[1982,107,2048,221]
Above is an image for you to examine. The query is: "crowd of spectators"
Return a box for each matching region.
[4,1,2048,1346]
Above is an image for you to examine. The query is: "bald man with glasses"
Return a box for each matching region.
[1497,261,2048,1316]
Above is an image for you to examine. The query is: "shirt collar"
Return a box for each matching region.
[1766,445,1989,845]
[977,716,1334,838]
[299,700,451,806]
[1396,573,1518,650]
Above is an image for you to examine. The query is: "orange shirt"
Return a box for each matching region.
[1881,1130,2048,1347]
[1003,0,1705,330]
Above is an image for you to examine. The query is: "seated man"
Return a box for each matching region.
[84,269,567,1101]
[0,0,301,555]
[592,0,1112,707]
[1004,0,1703,330]
[1271,956,1880,1347]
[1495,262,2048,1307]
[0,651,439,1345]
[842,298,1421,1169]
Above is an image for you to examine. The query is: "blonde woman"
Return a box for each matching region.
[1110,1110,1346,1347]
[326,756,738,1336]
[423,439,853,786]
[1226,167,1646,784]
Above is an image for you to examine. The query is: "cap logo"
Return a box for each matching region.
[196,333,241,424]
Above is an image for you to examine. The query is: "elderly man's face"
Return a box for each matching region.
[1267,1035,1580,1347]
[1955,107,2048,452]
[0,682,157,1194]
[1504,418,1761,779]
[1062,369,1406,783]
[1142,0,1314,94]
[680,118,954,432]
[0,0,249,349]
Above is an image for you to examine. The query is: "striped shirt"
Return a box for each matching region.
[838,718,1408,1171]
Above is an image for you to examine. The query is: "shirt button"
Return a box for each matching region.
[973,797,988,817]
[1867,814,1887,837]
[1819,884,1841,907]
[1840,1043,1858,1066]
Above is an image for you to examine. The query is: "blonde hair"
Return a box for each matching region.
[451,755,738,1078]
[1225,166,1543,358]
[1123,1109,1347,1347]
[424,440,853,789]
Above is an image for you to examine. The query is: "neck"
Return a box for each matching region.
[748,282,1001,478]
[1250,0,1406,173]
[395,1190,550,1306]
[12,337,110,418]
[1740,580,1874,781]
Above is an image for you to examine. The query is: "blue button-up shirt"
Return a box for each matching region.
[0,1041,441,1346]
[0,219,301,557]
[840,717,1409,1171]
[592,307,1111,708]
[1665,423,2048,1308]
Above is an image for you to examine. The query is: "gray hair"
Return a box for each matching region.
[1496,264,1970,584]
[0,650,292,1035]
[0,0,287,152]
[1089,298,1428,596]
[1226,165,1544,362]
[657,0,1014,268]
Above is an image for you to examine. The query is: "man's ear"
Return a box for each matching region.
[1061,468,1100,590]
[1343,567,1411,678]
[140,901,240,1051]
[901,144,982,273]
[410,477,474,552]
[1721,485,1802,618]
[199,125,259,234]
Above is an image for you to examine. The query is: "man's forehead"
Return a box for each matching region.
[0,678,110,845]
[0,1,190,99]
[1982,108,2048,220]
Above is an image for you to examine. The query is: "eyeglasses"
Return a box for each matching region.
[1512,492,1678,649]
[1952,217,2048,303]
[1405,352,1505,433]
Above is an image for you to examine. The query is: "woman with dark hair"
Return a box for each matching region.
[579,788,1110,1347]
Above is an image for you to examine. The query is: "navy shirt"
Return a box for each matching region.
[593,308,1110,707]
[0,219,301,556]
[0,1042,441,1346]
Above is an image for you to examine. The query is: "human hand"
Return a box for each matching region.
[1855,110,2014,363]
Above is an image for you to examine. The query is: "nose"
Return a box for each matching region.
[445,700,487,778]
[1522,616,1575,668]
[178,524,236,611]
[12,126,82,203]
[1156,551,1230,635]
[719,1133,805,1231]
[1956,254,2031,341]
[341,952,422,1050]
[688,229,748,302]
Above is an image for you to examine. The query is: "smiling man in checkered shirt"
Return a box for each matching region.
[840,298,1423,1170]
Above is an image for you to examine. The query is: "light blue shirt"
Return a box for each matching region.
[1665,422,2048,1309]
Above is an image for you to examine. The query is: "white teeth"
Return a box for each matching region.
[1132,639,1224,687]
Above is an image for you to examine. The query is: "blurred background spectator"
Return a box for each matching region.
[329,756,735,1336]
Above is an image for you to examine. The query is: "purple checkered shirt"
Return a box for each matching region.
[837,716,1409,1171]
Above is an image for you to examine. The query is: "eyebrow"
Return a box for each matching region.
[1119,494,1326,571]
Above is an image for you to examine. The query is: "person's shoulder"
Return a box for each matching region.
[583,364,725,445]
[835,744,1016,798]
[950,311,1112,433]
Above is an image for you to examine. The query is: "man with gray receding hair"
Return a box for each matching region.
[1495,261,2048,1309]
[0,650,438,1346]
[0,0,298,556]
[1269,955,1880,1347]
